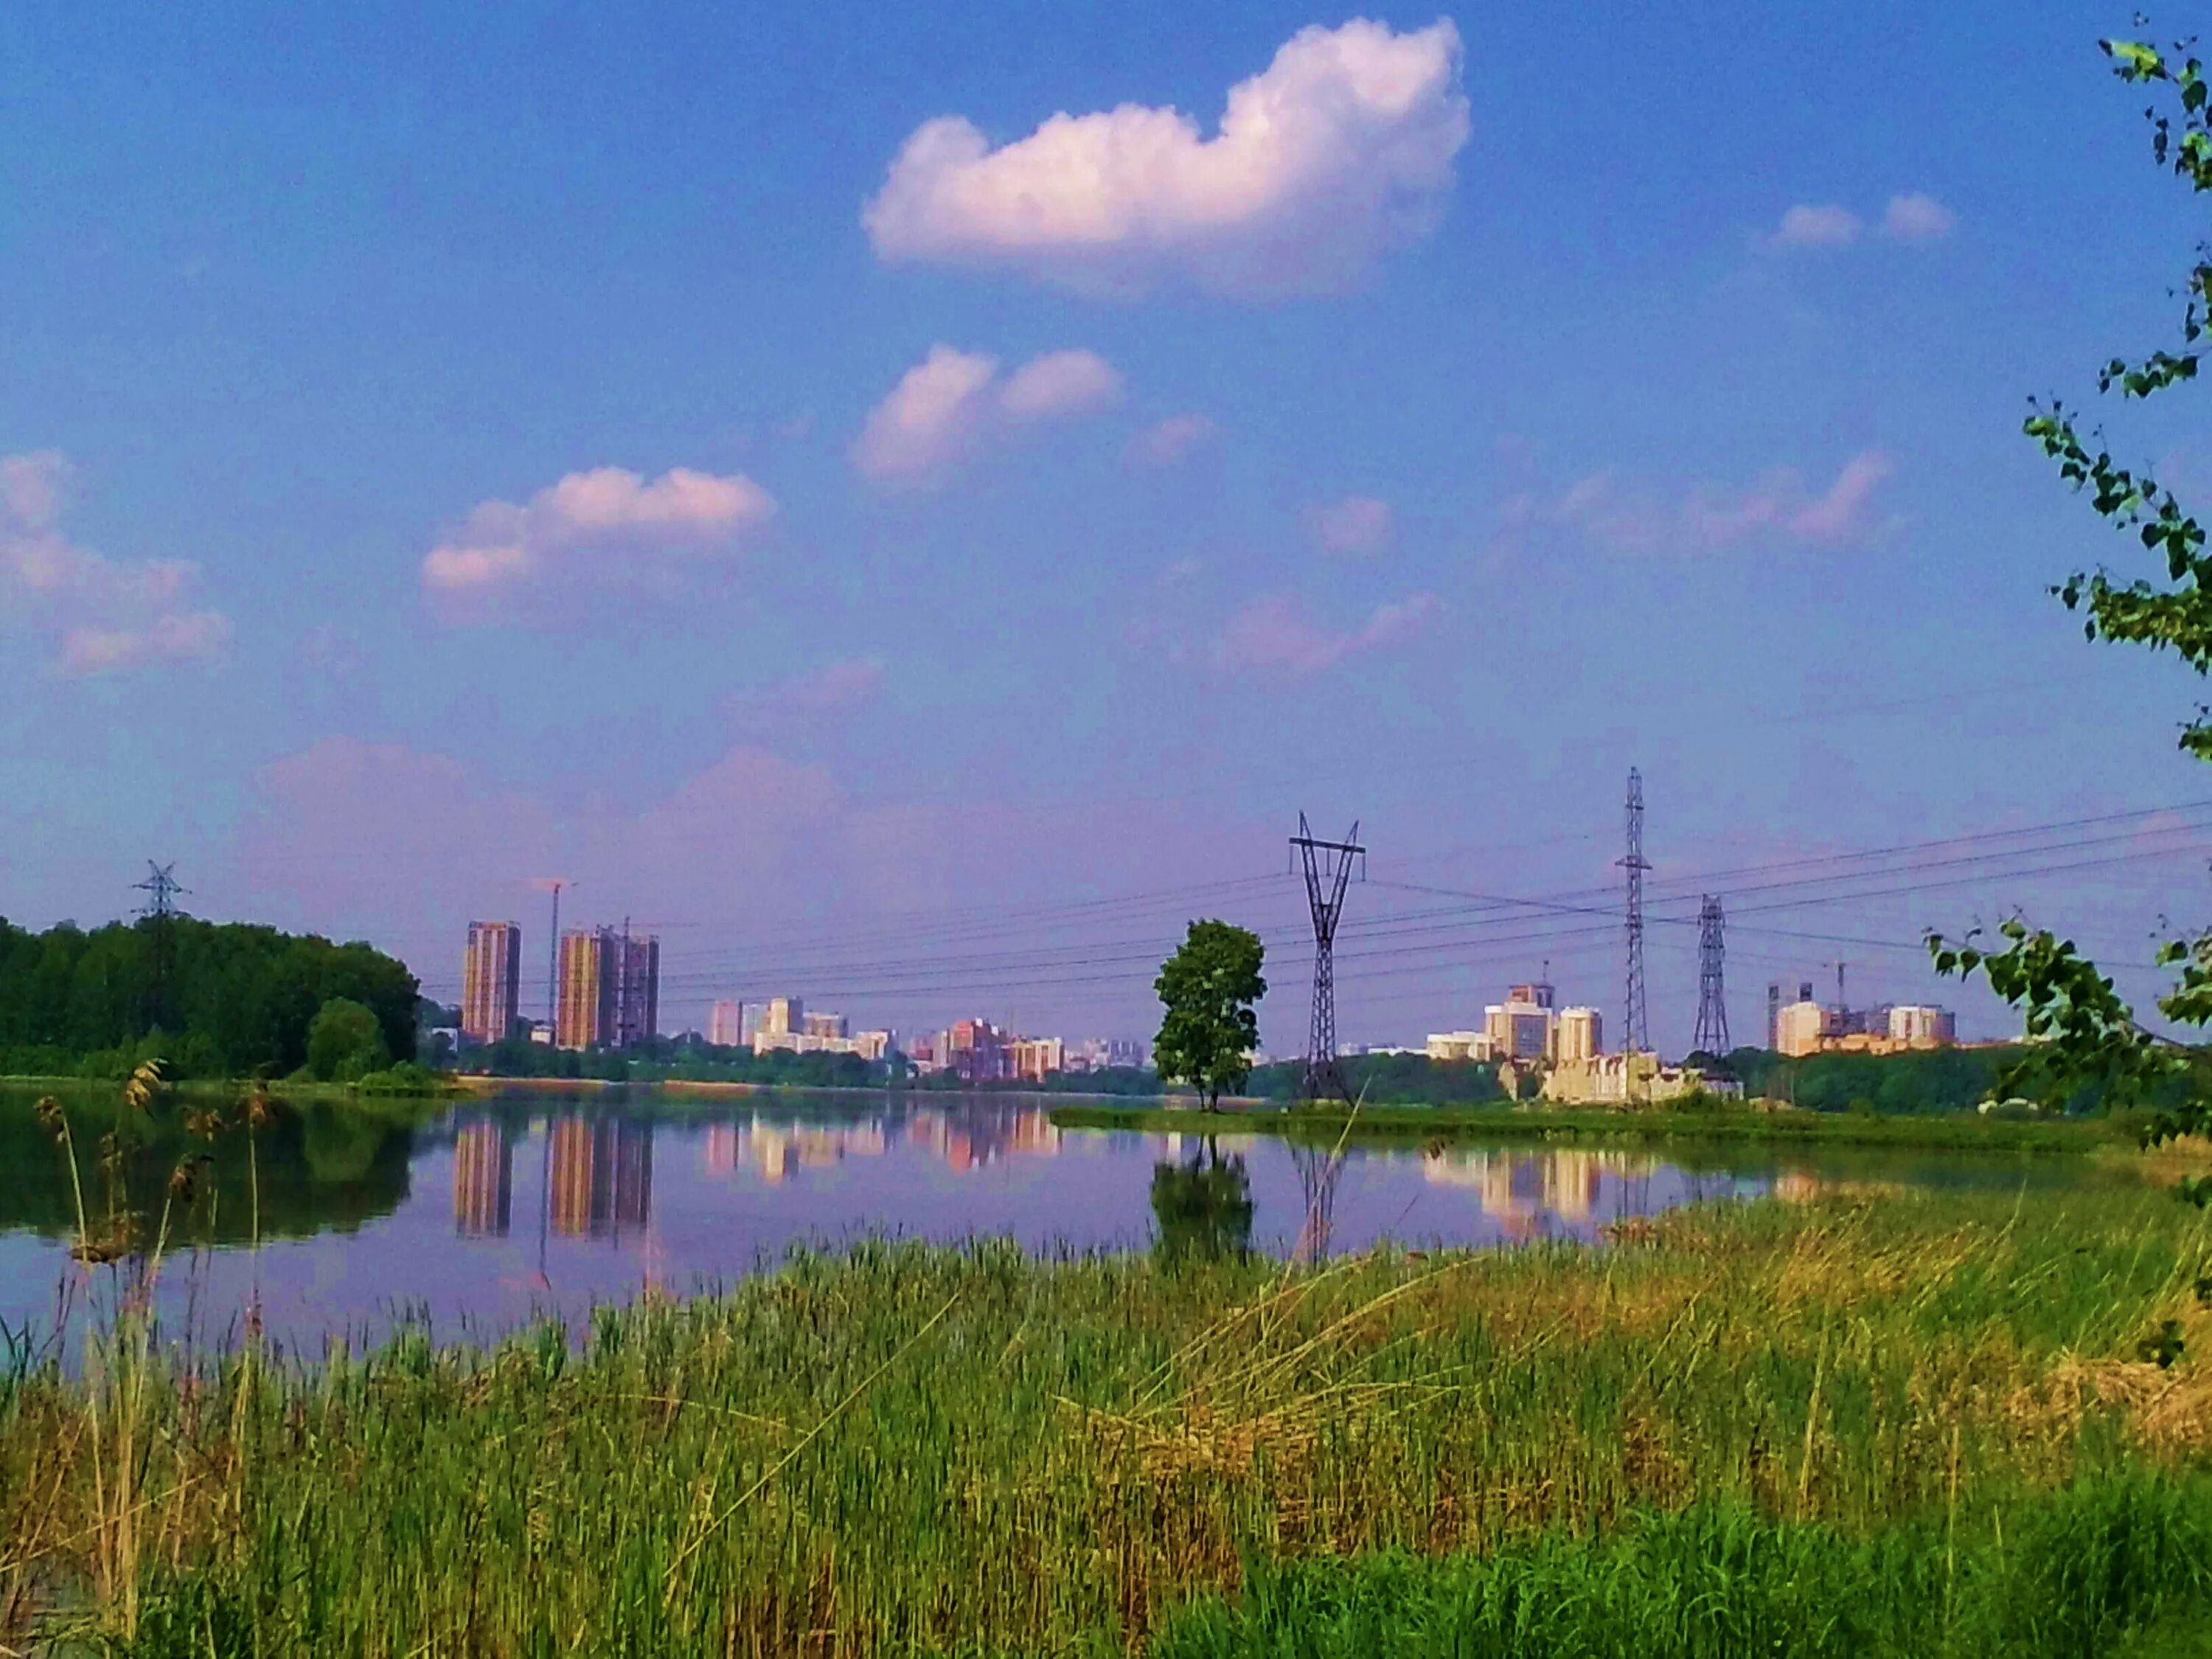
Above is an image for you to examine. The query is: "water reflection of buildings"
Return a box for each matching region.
[905,1106,1060,1174]
[548,1116,654,1238]
[453,1116,515,1237]
[697,1106,1062,1182]
[1419,1147,1660,1236]
[704,1118,888,1185]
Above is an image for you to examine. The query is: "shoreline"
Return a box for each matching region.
[1045,1099,2126,1154]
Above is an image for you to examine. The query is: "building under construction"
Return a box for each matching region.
[554,926,660,1050]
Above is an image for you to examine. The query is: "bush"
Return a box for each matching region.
[305,998,389,1083]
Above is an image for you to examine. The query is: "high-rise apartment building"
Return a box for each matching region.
[556,930,611,1050]
[461,921,523,1043]
[802,1009,848,1040]
[555,927,661,1050]
[709,1000,745,1048]
[764,996,803,1037]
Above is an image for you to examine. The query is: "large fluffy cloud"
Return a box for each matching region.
[863,18,1470,297]
[1,449,233,675]
[421,465,776,616]
[851,345,1122,486]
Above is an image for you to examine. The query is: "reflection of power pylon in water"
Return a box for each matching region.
[1289,1141,1346,1265]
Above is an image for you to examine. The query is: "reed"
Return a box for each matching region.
[0,1182,2205,1655]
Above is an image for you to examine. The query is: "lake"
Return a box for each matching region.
[0,1085,2107,1360]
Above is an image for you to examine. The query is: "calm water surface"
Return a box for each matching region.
[0,1086,2099,1358]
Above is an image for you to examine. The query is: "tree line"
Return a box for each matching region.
[0,914,419,1081]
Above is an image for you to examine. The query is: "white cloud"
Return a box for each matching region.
[1882,192,1957,242]
[1309,494,1395,555]
[863,18,1470,297]
[1,449,232,675]
[852,344,1124,486]
[731,657,888,727]
[1214,590,1439,674]
[1762,193,1956,251]
[61,611,234,676]
[1765,204,1863,248]
[421,464,776,613]
[999,349,1124,418]
[1131,413,1218,467]
[1533,449,1897,554]
[1,450,70,529]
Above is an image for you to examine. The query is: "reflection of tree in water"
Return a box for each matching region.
[0,1092,416,1243]
[1150,1141,1253,1265]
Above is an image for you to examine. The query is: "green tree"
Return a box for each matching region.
[1932,32,2212,1166]
[305,998,389,1083]
[1153,920,1266,1112]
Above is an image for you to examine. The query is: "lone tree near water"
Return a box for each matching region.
[1932,30,2212,1177]
[1153,919,1266,1113]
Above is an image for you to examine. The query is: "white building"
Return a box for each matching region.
[1555,1006,1603,1063]
[1775,999,1839,1057]
[1426,1030,1494,1062]
[1543,1052,1742,1106]
[1888,1005,1957,1046]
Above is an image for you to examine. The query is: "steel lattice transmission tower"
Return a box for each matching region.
[1290,813,1364,1105]
[1617,769,1651,1054]
[1692,894,1730,1056]
[132,860,188,1034]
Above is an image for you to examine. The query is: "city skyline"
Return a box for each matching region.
[8,7,2210,1055]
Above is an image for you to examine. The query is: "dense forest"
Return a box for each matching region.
[0,914,419,1080]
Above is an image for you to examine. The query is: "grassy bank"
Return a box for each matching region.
[2,1183,2207,1655]
[1049,1099,2126,1154]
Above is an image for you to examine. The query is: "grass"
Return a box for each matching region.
[1048,1098,2130,1154]
[0,1174,2207,1656]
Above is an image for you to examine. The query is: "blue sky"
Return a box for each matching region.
[5,1,2211,1050]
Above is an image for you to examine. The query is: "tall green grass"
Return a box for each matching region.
[1,1184,2206,1655]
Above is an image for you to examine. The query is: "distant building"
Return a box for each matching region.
[1484,994,1553,1063]
[1555,1006,1603,1064]
[709,1000,745,1049]
[947,1018,1009,1082]
[764,997,804,1037]
[461,921,523,1044]
[555,931,610,1050]
[1888,1005,1958,1046]
[852,1029,894,1062]
[555,928,659,1050]
[1775,998,1839,1058]
[1426,1030,1493,1062]
[802,1010,849,1041]
[1009,1037,1064,1082]
[1543,1052,1742,1107]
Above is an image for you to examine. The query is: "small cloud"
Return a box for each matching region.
[60,611,234,677]
[1,449,71,529]
[421,464,776,617]
[1542,450,1897,554]
[863,18,1470,298]
[1213,591,1439,675]
[1764,203,1862,249]
[1308,495,1394,556]
[852,344,1124,487]
[1131,413,1218,467]
[1,449,232,675]
[731,657,887,727]
[1881,192,1956,242]
[1159,557,1203,587]
[1000,349,1124,420]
